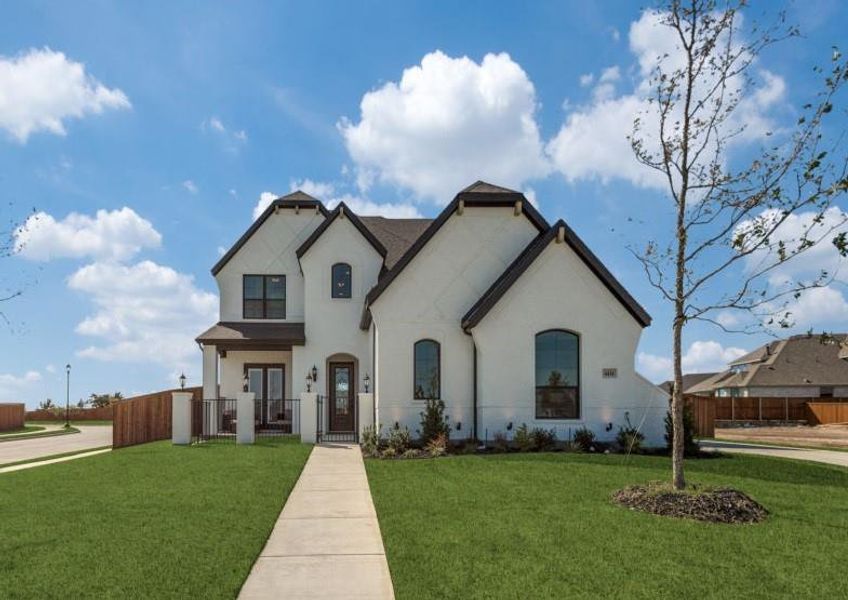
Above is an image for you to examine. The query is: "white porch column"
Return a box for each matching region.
[172,392,193,445]
[358,393,374,441]
[202,344,218,400]
[237,392,255,444]
[300,392,318,443]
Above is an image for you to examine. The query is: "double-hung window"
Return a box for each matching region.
[243,275,286,319]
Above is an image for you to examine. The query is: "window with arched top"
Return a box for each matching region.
[535,330,580,419]
[413,339,440,400]
[331,263,352,298]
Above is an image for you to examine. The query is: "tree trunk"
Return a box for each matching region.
[671,313,686,490]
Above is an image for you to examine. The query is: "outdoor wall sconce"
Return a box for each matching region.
[605,422,614,432]
[242,374,249,393]
[456,421,462,431]
[305,373,312,393]
[506,422,513,431]
[179,372,186,390]
[363,373,370,393]
[311,365,318,382]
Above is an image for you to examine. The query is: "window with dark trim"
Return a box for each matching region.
[414,339,440,400]
[535,330,579,419]
[331,263,352,299]
[243,275,286,319]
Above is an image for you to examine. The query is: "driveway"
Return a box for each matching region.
[0,425,112,465]
[700,439,848,469]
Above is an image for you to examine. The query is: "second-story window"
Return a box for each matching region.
[331,263,352,299]
[243,275,286,319]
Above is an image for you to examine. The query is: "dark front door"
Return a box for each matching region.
[246,365,285,430]
[329,362,354,432]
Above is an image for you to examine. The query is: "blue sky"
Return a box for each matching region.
[1,0,846,407]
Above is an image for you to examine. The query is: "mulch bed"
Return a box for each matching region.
[613,482,768,524]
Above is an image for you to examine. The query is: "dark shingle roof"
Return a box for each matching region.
[360,217,433,270]
[196,322,306,346]
[659,372,718,394]
[296,202,388,262]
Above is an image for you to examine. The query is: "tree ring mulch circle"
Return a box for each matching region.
[613,482,768,524]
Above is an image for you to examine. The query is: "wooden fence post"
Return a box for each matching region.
[731,396,735,421]
[785,397,788,421]
[758,397,762,421]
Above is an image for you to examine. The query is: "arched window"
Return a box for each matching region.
[535,330,579,419]
[414,339,440,400]
[331,263,352,298]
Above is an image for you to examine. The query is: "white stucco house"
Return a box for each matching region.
[195,181,667,446]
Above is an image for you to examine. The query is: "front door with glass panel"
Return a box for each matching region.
[246,365,285,430]
[329,362,354,432]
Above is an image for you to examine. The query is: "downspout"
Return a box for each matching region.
[473,342,478,441]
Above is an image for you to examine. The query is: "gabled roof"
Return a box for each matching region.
[461,219,652,330]
[359,181,549,329]
[360,217,433,270]
[296,202,387,262]
[659,372,718,394]
[211,191,328,276]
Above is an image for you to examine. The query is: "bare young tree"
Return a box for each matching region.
[629,0,848,489]
[0,203,37,328]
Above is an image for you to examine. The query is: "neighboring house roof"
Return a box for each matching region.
[360,217,433,270]
[296,202,387,262]
[211,191,328,276]
[196,321,306,348]
[461,219,652,330]
[359,181,549,329]
[659,372,718,394]
[696,334,848,393]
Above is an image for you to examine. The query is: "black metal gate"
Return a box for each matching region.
[316,395,358,443]
[255,398,300,437]
[191,398,237,443]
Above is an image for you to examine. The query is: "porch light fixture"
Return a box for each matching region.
[305,373,312,393]
[179,372,186,390]
[242,374,249,393]
[311,365,318,382]
[363,373,370,393]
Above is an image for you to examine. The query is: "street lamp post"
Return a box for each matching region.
[65,364,71,428]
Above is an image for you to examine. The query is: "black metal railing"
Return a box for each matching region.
[315,394,358,443]
[191,398,238,443]
[255,398,300,436]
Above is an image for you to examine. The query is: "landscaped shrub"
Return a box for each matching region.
[361,424,382,457]
[458,436,478,455]
[531,427,557,451]
[402,448,421,459]
[616,415,645,453]
[664,406,699,457]
[387,424,411,453]
[572,426,595,451]
[381,447,397,459]
[492,431,509,453]
[425,432,448,458]
[513,423,534,452]
[418,398,451,444]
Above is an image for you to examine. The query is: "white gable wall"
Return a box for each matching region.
[215,209,324,322]
[471,240,666,446]
[369,207,539,437]
[294,216,384,401]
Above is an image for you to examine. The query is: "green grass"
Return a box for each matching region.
[366,452,848,599]
[1,438,312,599]
[0,426,79,442]
[0,425,45,437]
[0,446,112,469]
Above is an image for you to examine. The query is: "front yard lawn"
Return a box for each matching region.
[366,452,848,599]
[1,438,311,599]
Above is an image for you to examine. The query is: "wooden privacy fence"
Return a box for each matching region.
[807,402,848,425]
[0,403,25,432]
[683,395,715,438]
[113,387,201,448]
[715,396,810,421]
[26,405,114,422]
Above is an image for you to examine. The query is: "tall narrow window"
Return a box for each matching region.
[331,263,352,298]
[243,275,286,319]
[414,339,440,400]
[535,330,579,419]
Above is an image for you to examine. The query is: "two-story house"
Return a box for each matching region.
[196,181,667,445]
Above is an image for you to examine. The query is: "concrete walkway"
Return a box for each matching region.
[239,443,394,600]
[701,439,848,468]
[0,448,112,474]
[0,423,64,439]
[0,425,112,465]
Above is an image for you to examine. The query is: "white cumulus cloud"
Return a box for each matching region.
[15,207,161,262]
[68,260,217,368]
[340,50,550,203]
[0,370,41,401]
[0,47,130,142]
[638,340,748,381]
